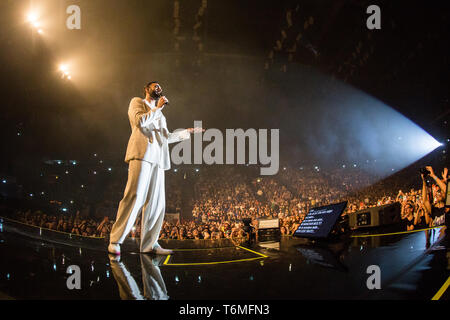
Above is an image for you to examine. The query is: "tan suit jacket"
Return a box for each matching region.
[124,97,154,163]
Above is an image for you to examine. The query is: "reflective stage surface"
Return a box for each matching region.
[0,219,449,300]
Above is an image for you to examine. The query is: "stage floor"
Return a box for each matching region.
[0,219,449,300]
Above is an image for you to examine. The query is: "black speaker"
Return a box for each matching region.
[257,218,280,242]
[257,228,280,242]
[348,202,401,229]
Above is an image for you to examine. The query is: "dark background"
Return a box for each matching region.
[0,0,448,175]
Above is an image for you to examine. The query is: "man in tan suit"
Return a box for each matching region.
[108,82,201,255]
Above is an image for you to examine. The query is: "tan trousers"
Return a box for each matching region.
[110,160,166,252]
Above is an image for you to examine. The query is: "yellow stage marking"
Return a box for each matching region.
[351,226,441,238]
[237,245,268,258]
[163,255,171,265]
[163,256,265,266]
[170,246,236,251]
[431,276,450,300]
[163,245,267,266]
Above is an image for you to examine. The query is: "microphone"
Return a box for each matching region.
[158,96,169,107]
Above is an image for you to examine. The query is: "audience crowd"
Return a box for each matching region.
[3,164,448,240]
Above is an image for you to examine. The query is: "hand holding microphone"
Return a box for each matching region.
[157,96,169,109]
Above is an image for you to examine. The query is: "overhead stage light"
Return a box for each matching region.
[26,12,38,23]
[59,64,73,80]
[59,64,68,72]
[26,11,44,34]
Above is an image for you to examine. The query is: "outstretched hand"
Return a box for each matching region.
[442,167,448,181]
[425,166,435,177]
[187,127,205,134]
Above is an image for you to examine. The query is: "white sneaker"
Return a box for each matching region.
[108,243,121,255]
[142,244,173,255]
[153,247,173,255]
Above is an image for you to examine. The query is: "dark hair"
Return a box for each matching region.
[405,201,414,209]
[143,81,159,96]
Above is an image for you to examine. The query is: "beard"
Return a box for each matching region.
[150,89,161,99]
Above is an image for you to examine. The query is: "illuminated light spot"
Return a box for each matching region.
[59,64,68,72]
[27,12,38,23]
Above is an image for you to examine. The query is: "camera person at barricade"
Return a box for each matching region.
[421,166,448,229]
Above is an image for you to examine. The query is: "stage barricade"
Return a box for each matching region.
[0,216,246,251]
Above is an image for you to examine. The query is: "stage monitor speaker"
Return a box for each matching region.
[348,202,401,229]
[257,228,280,242]
[257,218,280,242]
